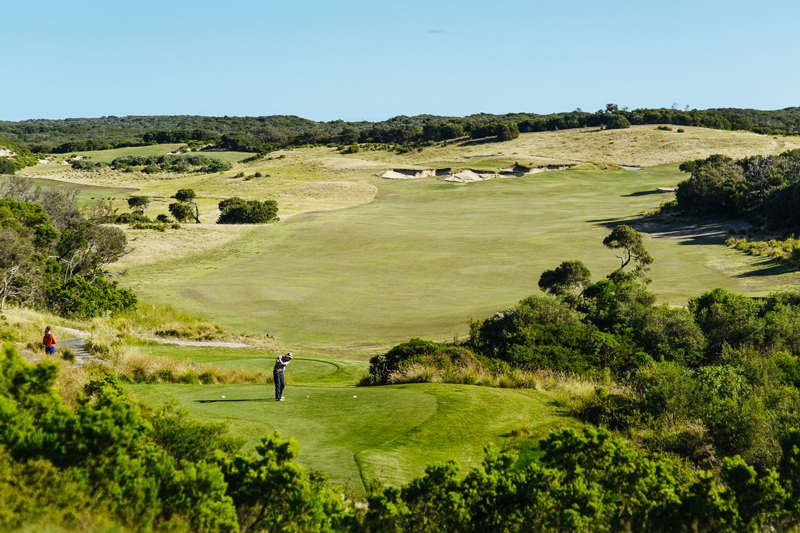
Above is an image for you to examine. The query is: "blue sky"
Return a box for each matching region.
[2,0,799,122]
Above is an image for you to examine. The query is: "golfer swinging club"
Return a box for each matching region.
[274,352,293,401]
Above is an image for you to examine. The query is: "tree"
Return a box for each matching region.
[126,195,150,216]
[538,260,592,305]
[0,229,38,311]
[496,123,520,141]
[217,197,278,224]
[168,202,194,223]
[606,114,631,130]
[0,157,16,175]
[602,225,653,272]
[173,189,199,223]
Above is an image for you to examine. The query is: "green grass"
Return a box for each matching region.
[130,342,368,383]
[125,373,578,493]
[120,164,800,352]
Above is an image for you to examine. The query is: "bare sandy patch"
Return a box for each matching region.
[0,147,15,157]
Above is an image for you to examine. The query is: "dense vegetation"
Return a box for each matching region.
[676,149,800,232]
[1,105,799,157]
[217,197,278,224]
[0,346,346,531]
[4,338,800,532]
[0,177,135,317]
[367,226,800,474]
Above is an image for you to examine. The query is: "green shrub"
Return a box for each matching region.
[45,275,137,318]
[61,348,75,363]
[579,386,643,430]
[217,197,278,224]
[366,338,479,385]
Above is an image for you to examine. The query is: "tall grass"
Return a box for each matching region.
[726,235,800,263]
[383,361,612,409]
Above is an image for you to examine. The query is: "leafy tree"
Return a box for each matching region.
[172,189,200,223]
[217,197,278,224]
[538,260,592,305]
[602,225,653,272]
[0,157,15,175]
[168,202,194,223]
[44,275,137,318]
[689,288,765,362]
[496,122,520,141]
[605,114,631,129]
[126,195,150,215]
[0,229,38,311]
[216,432,346,532]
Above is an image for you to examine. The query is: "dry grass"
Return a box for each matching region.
[386,362,610,407]
[114,223,260,270]
[106,345,269,385]
[490,126,800,167]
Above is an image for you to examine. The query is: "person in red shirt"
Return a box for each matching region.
[43,326,57,355]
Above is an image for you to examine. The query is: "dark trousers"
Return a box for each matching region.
[274,370,285,400]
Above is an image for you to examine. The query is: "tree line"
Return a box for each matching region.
[2,106,799,161]
[675,148,800,233]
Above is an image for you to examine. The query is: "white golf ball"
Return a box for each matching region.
[353,395,357,398]
[221,395,225,398]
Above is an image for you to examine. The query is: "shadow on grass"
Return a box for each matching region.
[736,259,798,278]
[588,215,744,247]
[621,190,670,197]
[196,398,272,404]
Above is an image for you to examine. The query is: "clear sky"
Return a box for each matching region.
[2,0,799,122]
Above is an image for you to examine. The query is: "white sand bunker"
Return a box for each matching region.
[382,163,576,183]
[445,170,509,182]
[381,168,450,179]
[501,163,575,174]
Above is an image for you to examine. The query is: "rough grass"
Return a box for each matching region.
[24,125,800,228]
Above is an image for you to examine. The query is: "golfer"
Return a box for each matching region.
[273,352,293,401]
[43,326,57,355]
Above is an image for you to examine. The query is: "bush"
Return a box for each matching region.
[44,275,138,318]
[579,386,643,430]
[113,212,151,224]
[366,338,479,385]
[0,157,16,175]
[217,197,278,224]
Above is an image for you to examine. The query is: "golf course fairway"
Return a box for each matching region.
[121,165,800,351]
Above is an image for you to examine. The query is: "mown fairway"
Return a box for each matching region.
[124,349,579,493]
[121,164,800,351]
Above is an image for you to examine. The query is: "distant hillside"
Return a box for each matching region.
[1,106,798,156]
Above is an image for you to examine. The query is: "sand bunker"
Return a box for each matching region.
[381,168,451,179]
[500,163,574,174]
[444,170,524,183]
[382,164,574,183]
